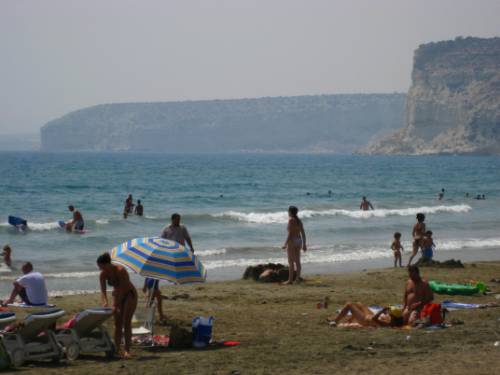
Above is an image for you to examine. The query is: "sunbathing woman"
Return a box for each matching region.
[282,206,307,285]
[327,302,404,328]
[97,252,137,359]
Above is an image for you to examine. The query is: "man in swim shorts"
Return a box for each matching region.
[402,265,433,324]
[408,213,426,266]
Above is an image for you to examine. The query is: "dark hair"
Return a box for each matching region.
[416,213,425,222]
[288,206,299,217]
[394,232,401,239]
[97,252,111,265]
[23,262,33,271]
[171,213,181,220]
[426,230,433,236]
[408,265,420,275]
[68,205,74,210]
[137,200,141,204]
[3,244,11,251]
[362,196,366,200]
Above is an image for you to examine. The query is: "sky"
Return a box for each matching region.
[1,0,499,135]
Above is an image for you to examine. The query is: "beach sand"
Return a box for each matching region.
[10,260,500,374]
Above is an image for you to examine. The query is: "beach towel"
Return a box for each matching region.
[441,301,483,310]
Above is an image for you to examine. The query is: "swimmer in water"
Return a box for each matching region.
[359,196,374,211]
[1,245,12,267]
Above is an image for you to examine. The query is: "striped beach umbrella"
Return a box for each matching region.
[110,237,206,284]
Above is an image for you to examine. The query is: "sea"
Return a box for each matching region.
[1,152,500,297]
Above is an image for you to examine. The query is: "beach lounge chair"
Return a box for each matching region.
[56,307,115,360]
[0,308,65,367]
[0,312,16,331]
[132,302,156,346]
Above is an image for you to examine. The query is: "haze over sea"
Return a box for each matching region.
[1,152,500,296]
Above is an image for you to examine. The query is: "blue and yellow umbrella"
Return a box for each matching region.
[110,237,206,284]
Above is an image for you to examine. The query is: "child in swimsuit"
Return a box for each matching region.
[1,245,12,267]
[391,232,403,268]
[421,230,435,260]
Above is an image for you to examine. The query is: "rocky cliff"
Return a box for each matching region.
[40,94,405,153]
[364,37,500,155]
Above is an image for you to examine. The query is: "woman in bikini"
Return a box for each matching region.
[282,206,307,285]
[97,252,137,359]
[327,303,404,328]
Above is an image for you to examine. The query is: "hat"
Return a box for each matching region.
[389,306,402,318]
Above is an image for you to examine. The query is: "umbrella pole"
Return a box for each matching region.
[146,279,158,307]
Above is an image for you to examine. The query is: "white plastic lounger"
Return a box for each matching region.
[0,312,16,330]
[56,307,114,360]
[1,308,65,367]
[132,303,156,347]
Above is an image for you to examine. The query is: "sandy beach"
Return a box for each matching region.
[6,259,500,375]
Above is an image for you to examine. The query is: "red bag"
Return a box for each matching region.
[420,303,443,325]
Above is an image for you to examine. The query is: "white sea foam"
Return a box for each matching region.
[202,237,500,270]
[196,248,227,257]
[26,222,61,231]
[96,218,109,225]
[214,204,472,224]
[437,238,500,251]
[1,221,61,231]
[48,289,99,297]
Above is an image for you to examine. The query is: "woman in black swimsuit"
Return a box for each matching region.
[97,252,138,359]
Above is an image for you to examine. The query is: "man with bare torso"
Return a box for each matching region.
[359,196,374,211]
[403,265,433,324]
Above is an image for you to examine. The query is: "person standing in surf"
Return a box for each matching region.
[68,205,84,231]
[359,196,374,210]
[282,206,307,285]
[408,213,426,266]
[123,194,134,219]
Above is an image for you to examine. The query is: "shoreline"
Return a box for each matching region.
[2,246,500,299]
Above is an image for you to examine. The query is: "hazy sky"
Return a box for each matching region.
[1,0,499,134]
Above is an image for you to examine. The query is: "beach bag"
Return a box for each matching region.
[192,316,214,348]
[420,303,443,325]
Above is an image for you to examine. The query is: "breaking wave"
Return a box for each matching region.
[213,204,472,224]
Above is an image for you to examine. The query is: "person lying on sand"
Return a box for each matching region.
[327,303,404,328]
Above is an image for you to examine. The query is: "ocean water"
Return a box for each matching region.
[1,152,500,296]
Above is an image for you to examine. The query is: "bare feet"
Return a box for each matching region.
[120,351,132,360]
[281,281,293,285]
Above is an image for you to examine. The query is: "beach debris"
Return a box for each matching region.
[316,296,330,309]
[406,335,411,341]
[163,293,190,300]
[494,341,500,347]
